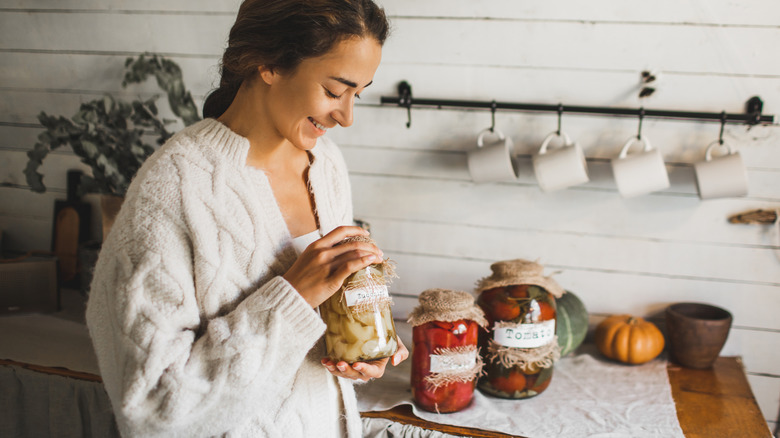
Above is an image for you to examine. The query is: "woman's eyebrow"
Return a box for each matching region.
[330,76,373,89]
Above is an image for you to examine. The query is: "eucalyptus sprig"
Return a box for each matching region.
[24,53,201,196]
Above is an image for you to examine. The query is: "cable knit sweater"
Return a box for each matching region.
[85,119,361,437]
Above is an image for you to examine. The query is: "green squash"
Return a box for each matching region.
[555,291,588,356]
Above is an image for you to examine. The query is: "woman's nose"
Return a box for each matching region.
[332,96,354,127]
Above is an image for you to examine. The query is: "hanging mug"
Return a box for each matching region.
[467,128,519,183]
[611,136,670,198]
[532,131,589,192]
[694,141,748,199]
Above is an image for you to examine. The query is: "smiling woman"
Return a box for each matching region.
[84,1,407,438]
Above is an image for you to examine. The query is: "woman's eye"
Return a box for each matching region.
[324,88,341,99]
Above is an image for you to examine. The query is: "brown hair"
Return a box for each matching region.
[203,0,390,119]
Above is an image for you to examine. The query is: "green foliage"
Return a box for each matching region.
[25,53,202,196]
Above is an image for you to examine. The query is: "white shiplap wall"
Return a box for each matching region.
[1,0,778,431]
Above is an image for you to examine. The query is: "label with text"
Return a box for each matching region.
[429,349,478,374]
[345,284,389,307]
[493,320,556,348]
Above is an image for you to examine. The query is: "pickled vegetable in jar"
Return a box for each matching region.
[320,236,398,363]
[407,289,487,413]
[475,259,564,399]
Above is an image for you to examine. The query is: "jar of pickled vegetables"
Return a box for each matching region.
[475,259,564,399]
[407,288,487,413]
[320,236,398,363]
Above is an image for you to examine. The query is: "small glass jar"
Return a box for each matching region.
[320,238,398,363]
[475,259,563,399]
[408,289,487,413]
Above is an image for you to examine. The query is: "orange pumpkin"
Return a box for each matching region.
[595,315,665,365]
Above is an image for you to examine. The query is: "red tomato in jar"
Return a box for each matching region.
[507,285,530,298]
[489,300,521,321]
[537,301,556,321]
[489,370,526,394]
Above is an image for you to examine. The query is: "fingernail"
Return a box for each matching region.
[337,365,346,372]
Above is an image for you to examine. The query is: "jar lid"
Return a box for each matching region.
[407,288,488,328]
[475,258,565,298]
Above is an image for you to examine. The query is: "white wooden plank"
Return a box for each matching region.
[5,0,242,13]
[366,217,779,286]
[721,329,780,377]
[350,174,780,247]
[381,252,780,331]
[0,52,220,99]
[378,0,780,27]
[746,373,780,424]
[0,149,91,190]
[6,0,779,27]
[3,13,778,78]
[0,12,233,55]
[380,19,780,77]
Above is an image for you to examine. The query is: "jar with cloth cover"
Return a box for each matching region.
[407,288,488,413]
[320,236,398,363]
[476,259,564,399]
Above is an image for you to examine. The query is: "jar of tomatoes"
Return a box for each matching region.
[320,236,398,363]
[475,259,564,399]
[407,288,487,413]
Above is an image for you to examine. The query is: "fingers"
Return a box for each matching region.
[321,358,388,381]
[317,225,370,247]
[391,336,410,366]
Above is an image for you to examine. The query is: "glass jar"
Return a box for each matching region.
[408,289,487,413]
[320,255,398,363]
[475,259,563,399]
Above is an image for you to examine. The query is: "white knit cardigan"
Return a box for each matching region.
[85,119,361,437]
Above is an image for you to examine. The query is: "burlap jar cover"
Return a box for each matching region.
[476,259,564,373]
[336,235,396,315]
[407,288,488,389]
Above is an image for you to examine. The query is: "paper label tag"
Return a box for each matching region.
[493,320,556,348]
[345,284,389,307]
[429,349,478,374]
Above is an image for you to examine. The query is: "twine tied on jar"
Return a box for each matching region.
[335,235,396,315]
[475,258,565,298]
[408,288,488,390]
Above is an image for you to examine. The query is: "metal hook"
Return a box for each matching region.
[718,111,727,145]
[557,103,564,136]
[637,107,645,140]
[489,101,497,132]
[398,81,412,129]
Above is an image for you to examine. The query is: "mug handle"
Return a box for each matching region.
[618,136,653,159]
[704,141,736,161]
[538,131,573,155]
[477,128,506,148]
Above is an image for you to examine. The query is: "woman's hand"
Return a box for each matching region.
[321,336,409,382]
[283,226,383,308]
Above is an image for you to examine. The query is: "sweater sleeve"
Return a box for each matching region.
[85,180,325,437]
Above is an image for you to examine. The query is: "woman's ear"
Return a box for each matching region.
[258,66,277,86]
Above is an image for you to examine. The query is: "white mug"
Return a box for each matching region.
[532,131,589,192]
[694,142,748,199]
[611,136,670,198]
[467,128,518,183]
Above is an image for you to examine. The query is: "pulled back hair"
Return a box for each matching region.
[203,0,390,119]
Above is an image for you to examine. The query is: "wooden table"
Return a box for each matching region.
[361,357,772,438]
[2,356,771,438]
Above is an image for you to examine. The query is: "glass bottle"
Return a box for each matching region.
[320,248,398,363]
[408,289,487,413]
[474,259,563,399]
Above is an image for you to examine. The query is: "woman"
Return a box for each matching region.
[85,1,407,437]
